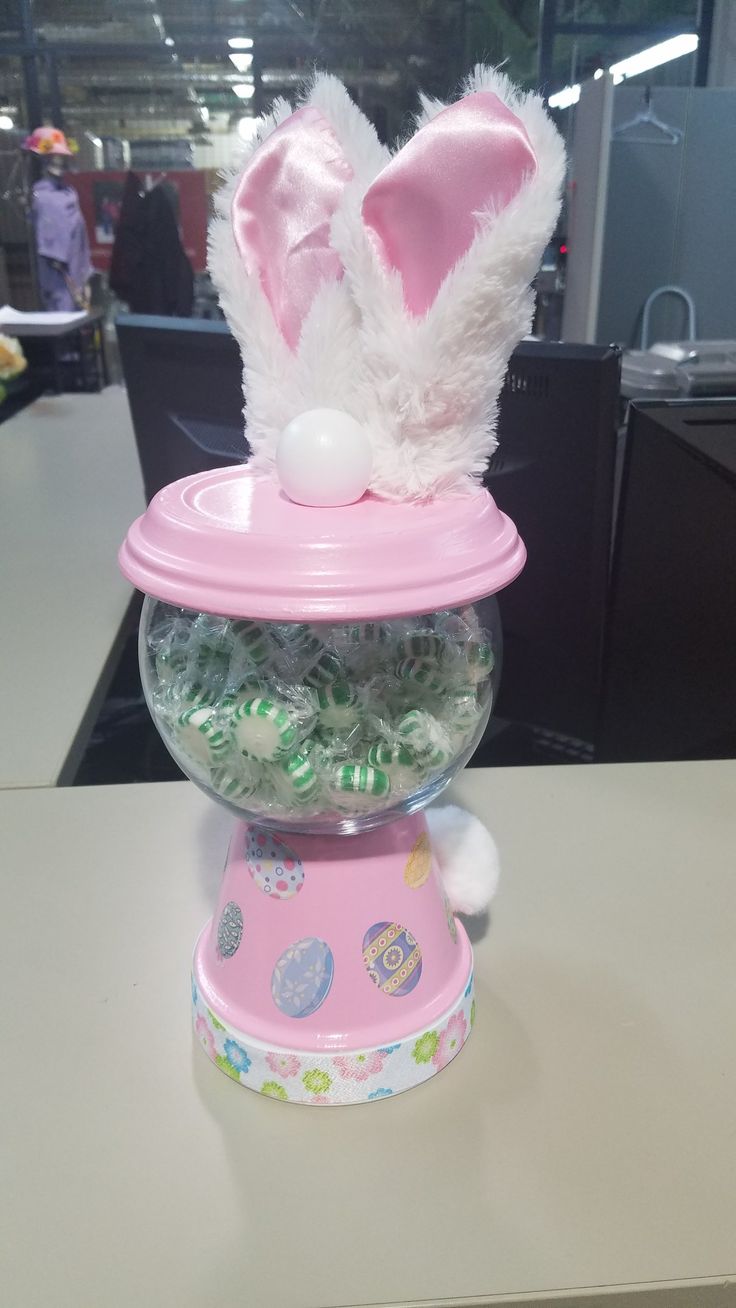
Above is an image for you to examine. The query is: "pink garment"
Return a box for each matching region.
[362,91,537,316]
[232,106,354,350]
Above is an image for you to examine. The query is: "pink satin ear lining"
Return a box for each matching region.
[362,91,537,317]
[232,106,354,350]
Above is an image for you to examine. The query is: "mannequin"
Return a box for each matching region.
[24,127,92,313]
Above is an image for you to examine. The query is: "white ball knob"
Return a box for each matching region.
[276,408,372,507]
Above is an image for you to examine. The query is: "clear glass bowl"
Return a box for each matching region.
[139,596,501,834]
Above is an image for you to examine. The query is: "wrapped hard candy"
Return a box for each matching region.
[141,595,498,824]
[176,705,230,768]
[314,682,360,731]
[331,763,392,806]
[367,742,422,793]
[231,696,300,761]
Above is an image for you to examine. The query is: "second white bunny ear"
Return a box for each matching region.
[329,69,565,500]
[362,90,538,317]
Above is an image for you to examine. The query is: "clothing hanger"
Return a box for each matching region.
[612,87,682,144]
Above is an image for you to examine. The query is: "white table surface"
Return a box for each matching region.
[0,388,145,788]
[1,762,734,1308]
[0,307,103,337]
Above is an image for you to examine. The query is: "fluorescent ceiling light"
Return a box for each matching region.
[232,83,255,100]
[548,32,699,109]
[229,52,253,73]
[199,105,210,122]
[164,36,175,46]
[0,114,14,130]
[548,83,581,109]
[228,36,253,49]
[609,32,698,84]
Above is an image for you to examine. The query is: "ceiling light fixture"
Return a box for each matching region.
[0,114,13,130]
[228,37,254,50]
[547,84,581,109]
[608,32,698,83]
[232,83,255,100]
[229,53,253,73]
[547,32,698,107]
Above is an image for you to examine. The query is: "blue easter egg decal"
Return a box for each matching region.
[246,828,304,900]
[362,922,422,997]
[271,937,334,1018]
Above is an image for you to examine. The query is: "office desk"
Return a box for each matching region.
[1,762,734,1307]
[1,307,110,391]
[0,388,145,788]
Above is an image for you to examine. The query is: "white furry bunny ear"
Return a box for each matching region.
[208,76,388,469]
[231,105,353,351]
[332,66,566,500]
[362,89,538,318]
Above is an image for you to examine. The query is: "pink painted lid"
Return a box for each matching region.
[119,466,525,620]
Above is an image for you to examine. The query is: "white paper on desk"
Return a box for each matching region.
[0,305,88,327]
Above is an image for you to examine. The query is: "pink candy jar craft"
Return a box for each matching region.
[120,68,564,1104]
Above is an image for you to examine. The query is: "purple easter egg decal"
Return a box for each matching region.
[271,937,334,1019]
[362,922,422,997]
[246,828,304,900]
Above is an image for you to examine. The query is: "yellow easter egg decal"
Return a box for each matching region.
[404,831,431,889]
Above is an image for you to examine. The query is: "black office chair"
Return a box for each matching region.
[116,315,248,503]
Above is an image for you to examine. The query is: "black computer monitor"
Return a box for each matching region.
[479,340,621,762]
[597,399,736,762]
[116,315,247,503]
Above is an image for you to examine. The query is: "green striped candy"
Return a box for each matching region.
[155,648,187,685]
[194,645,230,674]
[304,650,342,688]
[366,742,415,771]
[280,752,318,802]
[396,710,448,769]
[396,709,430,751]
[176,706,229,768]
[334,764,391,798]
[396,658,445,694]
[397,633,445,662]
[366,742,421,790]
[181,681,216,707]
[231,696,297,761]
[423,740,448,770]
[211,767,259,801]
[466,639,494,681]
[345,622,387,644]
[315,681,358,728]
[446,686,480,728]
[232,620,270,667]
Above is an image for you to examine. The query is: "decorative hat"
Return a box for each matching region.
[23,126,75,156]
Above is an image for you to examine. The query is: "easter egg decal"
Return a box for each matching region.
[216,900,244,958]
[362,922,422,997]
[246,829,304,900]
[404,831,431,889]
[271,937,335,1018]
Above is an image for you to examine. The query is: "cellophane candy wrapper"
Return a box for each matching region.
[139,597,500,833]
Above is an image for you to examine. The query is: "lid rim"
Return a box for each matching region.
[119,466,526,621]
